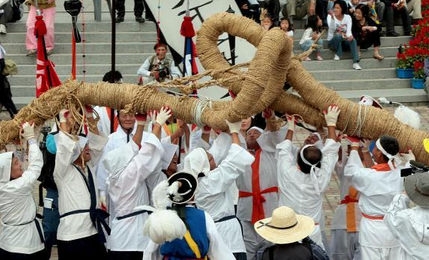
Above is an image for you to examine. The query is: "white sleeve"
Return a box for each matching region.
[128,133,163,184]
[299,28,312,45]
[199,144,254,195]
[205,212,236,260]
[344,150,373,192]
[277,139,299,192]
[384,194,410,240]
[87,131,108,168]
[316,139,340,192]
[137,57,152,77]
[54,131,80,179]
[345,15,353,37]
[3,142,43,194]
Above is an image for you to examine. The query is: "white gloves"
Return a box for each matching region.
[400,149,416,163]
[226,120,241,134]
[324,105,340,127]
[286,115,295,132]
[59,109,70,123]
[156,106,172,126]
[22,122,35,141]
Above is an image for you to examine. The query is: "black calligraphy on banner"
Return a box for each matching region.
[171,0,238,64]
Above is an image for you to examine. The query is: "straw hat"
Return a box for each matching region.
[404,173,429,208]
[254,206,315,244]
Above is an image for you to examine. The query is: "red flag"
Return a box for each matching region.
[35,15,61,98]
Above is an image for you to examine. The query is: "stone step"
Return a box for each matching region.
[7,59,400,86]
[1,41,157,54]
[0,31,158,44]
[339,88,428,103]
[302,57,397,70]
[321,78,412,91]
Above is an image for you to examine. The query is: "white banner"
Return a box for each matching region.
[146,0,258,100]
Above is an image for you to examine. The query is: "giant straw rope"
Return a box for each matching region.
[1,12,429,164]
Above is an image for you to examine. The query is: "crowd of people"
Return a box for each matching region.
[237,0,422,70]
[0,2,428,259]
[1,90,429,260]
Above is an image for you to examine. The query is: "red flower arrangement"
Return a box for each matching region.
[396,1,429,79]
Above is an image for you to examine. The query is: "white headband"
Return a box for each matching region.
[375,138,396,169]
[299,144,322,193]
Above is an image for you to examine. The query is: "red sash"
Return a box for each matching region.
[340,186,359,232]
[238,149,278,224]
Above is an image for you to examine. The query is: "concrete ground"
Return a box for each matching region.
[1,104,429,259]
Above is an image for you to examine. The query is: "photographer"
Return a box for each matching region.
[137,42,181,84]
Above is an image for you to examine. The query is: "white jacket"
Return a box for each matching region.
[104,133,164,251]
[384,194,429,260]
[54,131,107,241]
[0,142,44,254]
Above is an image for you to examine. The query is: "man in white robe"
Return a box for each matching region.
[54,107,109,260]
[344,135,403,260]
[384,164,429,259]
[236,111,286,260]
[276,105,341,249]
[103,113,165,259]
[0,122,47,259]
[183,120,254,259]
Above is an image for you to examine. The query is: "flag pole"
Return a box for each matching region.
[108,0,116,134]
[34,0,53,89]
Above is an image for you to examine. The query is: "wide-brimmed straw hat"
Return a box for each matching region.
[254,206,315,244]
[404,172,429,208]
[167,171,198,204]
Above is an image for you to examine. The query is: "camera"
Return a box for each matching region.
[400,160,429,177]
[158,67,169,79]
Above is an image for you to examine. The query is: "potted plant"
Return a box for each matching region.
[396,44,414,78]
[411,60,425,89]
[396,3,429,81]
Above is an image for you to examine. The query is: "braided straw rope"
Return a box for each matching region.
[0,12,429,164]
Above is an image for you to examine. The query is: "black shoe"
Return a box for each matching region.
[116,16,124,23]
[135,17,145,23]
[386,31,399,37]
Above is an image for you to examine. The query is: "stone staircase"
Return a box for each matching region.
[1,2,427,108]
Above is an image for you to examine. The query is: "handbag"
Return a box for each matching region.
[2,58,18,76]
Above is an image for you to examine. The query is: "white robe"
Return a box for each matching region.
[96,126,136,196]
[195,143,254,254]
[344,150,403,260]
[384,194,429,260]
[104,133,164,251]
[236,129,284,259]
[54,131,107,241]
[277,138,340,248]
[0,142,44,254]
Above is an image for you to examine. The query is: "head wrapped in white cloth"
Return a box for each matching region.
[183,148,210,178]
[375,135,399,170]
[298,145,323,193]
